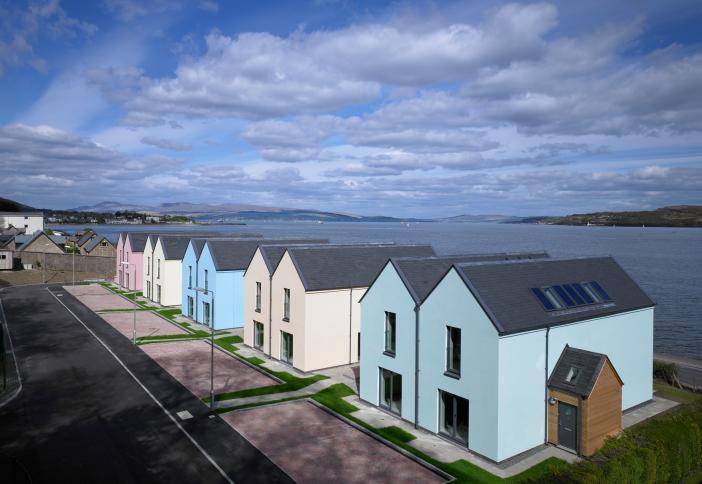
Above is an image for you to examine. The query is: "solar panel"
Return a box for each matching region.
[572,283,595,304]
[531,287,555,310]
[553,285,576,307]
[563,284,585,305]
[590,281,611,301]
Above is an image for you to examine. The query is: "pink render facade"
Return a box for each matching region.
[115,233,144,291]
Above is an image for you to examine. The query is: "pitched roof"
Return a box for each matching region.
[77,230,96,246]
[18,231,65,252]
[253,240,333,274]
[205,239,330,271]
[453,256,655,335]
[388,252,550,304]
[285,244,436,291]
[125,232,150,252]
[0,235,13,248]
[548,346,623,397]
[84,236,113,253]
[0,212,43,216]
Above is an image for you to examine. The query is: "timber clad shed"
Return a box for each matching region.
[547,346,624,456]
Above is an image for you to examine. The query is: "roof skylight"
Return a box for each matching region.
[531,281,612,311]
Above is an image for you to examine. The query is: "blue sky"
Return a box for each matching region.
[1,0,701,217]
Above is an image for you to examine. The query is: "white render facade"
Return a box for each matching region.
[0,212,43,233]
[150,237,184,306]
[360,260,654,463]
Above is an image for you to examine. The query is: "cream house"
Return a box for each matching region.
[257,244,435,372]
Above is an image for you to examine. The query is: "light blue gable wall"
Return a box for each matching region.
[181,242,198,317]
[195,244,245,330]
[359,262,418,421]
[419,268,500,461]
[548,307,654,410]
[496,330,547,461]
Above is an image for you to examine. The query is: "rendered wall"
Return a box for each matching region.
[181,242,199,319]
[359,263,417,422]
[419,268,500,461]
[243,249,271,353]
[142,237,154,298]
[270,252,307,370]
[121,236,143,291]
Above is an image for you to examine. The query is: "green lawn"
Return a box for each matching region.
[654,380,702,404]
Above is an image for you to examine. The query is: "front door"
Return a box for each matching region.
[254,321,264,349]
[187,296,194,317]
[203,302,211,327]
[281,331,293,364]
[558,402,578,451]
[156,285,161,304]
[379,368,402,414]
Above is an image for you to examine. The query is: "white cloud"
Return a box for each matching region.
[140,136,192,151]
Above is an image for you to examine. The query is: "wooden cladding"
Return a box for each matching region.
[548,359,623,456]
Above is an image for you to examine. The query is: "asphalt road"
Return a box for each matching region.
[655,352,702,390]
[0,284,293,484]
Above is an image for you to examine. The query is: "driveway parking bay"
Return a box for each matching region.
[64,284,137,311]
[99,311,188,339]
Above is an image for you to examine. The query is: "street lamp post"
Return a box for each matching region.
[193,286,215,411]
[121,261,137,345]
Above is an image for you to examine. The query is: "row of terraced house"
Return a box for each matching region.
[114,231,654,463]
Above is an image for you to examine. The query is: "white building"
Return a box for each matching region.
[0,212,44,234]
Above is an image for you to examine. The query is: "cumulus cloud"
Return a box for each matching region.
[0,0,96,76]
[140,136,192,151]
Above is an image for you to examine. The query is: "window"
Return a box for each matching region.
[531,280,612,311]
[283,288,290,320]
[187,296,194,317]
[439,391,469,444]
[147,257,150,275]
[384,312,396,355]
[565,366,581,384]
[157,259,160,278]
[380,368,402,414]
[446,326,461,376]
[0,254,5,260]
[204,269,208,291]
[281,331,293,364]
[156,285,161,304]
[255,282,262,312]
[254,321,264,349]
[203,302,211,326]
[101,241,107,247]
[188,265,192,288]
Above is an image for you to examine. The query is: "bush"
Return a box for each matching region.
[532,400,702,483]
[654,360,681,387]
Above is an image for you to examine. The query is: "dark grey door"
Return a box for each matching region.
[558,402,577,451]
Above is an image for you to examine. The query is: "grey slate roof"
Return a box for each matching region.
[548,346,622,397]
[77,230,96,246]
[84,236,113,253]
[0,212,43,216]
[206,239,331,271]
[125,233,151,252]
[18,231,65,252]
[286,244,436,291]
[0,235,13,248]
[257,240,331,274]
[454,256,655,335]
[390,252,549,304]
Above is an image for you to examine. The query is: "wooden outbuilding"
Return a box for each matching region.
[547,345,624,456]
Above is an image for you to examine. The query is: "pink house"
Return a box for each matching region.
[115,232,149,291]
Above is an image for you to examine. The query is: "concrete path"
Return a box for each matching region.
[655,352,702,390]
[623,396,678,428]
[340,394,579,478]
[214,378,336,409]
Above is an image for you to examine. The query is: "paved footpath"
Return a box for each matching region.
[0,284,292,484]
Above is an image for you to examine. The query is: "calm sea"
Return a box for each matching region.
[49,222,702,359]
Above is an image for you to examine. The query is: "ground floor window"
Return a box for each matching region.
[156,284,161,304]
[439,390,469,444]
[254,321,264,349]
[146,281,151,299]
[203,302,211,327]
[379,368,402,414]
[281,331,293,364]
[126,273,129,289]
[187,296,194,317]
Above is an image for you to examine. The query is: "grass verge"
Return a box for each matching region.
[654,380,702,404]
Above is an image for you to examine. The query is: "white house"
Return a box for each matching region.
[0,212,43,234]
[360,255,654,462]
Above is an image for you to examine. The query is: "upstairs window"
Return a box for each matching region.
[255,282,262,312]
[147,257,150,275]
[204,269,208,291]
[565,366,582,384]
[446,326,461,376]
[531,281,612,311]
[283,288,290,320]
[384,311,396,355]
[188,266,192,288]
[157,259,160,278]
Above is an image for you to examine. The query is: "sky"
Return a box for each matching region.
[1,0,701,217]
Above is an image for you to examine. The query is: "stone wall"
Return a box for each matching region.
[16,251,115,277]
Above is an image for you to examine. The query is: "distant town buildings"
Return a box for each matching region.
[0,212,44,234]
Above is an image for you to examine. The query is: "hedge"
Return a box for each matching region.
[654,360,681,387]
[528,399,702,483]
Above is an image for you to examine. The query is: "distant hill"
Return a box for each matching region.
[0,197,38,212]
[533,206,702,227]
[440,214,526,223]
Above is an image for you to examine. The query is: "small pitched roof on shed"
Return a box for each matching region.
[548,345,623,397]
[84,236,113,253]
[453,256,654,335]
[386,252,550,305]
[285,244,436,291]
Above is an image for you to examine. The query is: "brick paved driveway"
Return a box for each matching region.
[100,311,188,339]
[64,284,136,311]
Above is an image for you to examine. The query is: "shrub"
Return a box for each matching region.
[654,360,681,387]
[533,399,702,483]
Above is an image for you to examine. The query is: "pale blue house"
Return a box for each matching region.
[360,255,654,462]
[182,238,327,330]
